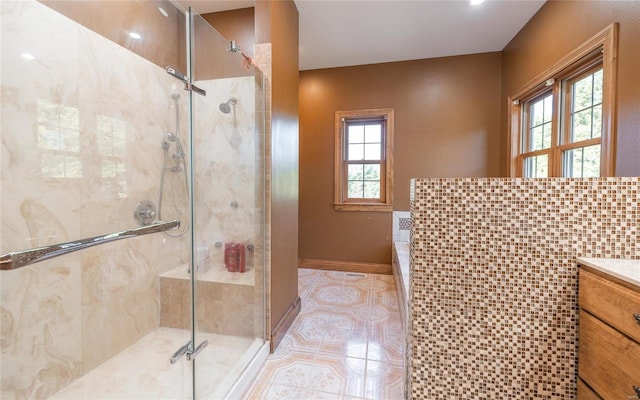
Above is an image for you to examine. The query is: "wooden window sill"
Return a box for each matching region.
[333,203,393,212]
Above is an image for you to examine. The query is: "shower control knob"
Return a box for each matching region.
[134,200,157,226]
[230,201,239,209]
[139,209,155,219]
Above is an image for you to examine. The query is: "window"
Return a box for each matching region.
[334,109,393,212]
[508,24,617,177]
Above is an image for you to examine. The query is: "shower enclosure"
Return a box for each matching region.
[0,1,267,399]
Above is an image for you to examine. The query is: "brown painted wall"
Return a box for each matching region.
[255,0,300,335]
[41,0,184,71]
[299,53,502,264]
[203,7,255,58]
[192,12,253,81]
[501,0,640,176]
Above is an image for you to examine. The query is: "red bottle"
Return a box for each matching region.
[224,242,238,272]
[234,243,246,273]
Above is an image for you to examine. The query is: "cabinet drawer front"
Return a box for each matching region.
[579,311,640,400]
[579,269,640,343]
[577,378,601,400]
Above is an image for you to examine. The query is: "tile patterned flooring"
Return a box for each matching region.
[246,269,405,399]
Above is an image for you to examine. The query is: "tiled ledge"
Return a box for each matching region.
[392,241,409,333]
[161,264,254,286]
[159,266,256,337]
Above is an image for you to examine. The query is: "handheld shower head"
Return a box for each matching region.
[219,97,237,114]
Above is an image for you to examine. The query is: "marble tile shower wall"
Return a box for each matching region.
[192,76,259,273]
[409,178,639,399]
[159,49,263,340]
[0,2,186,398]
[0,1,261,398]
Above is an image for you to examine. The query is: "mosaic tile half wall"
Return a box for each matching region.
[409,178,639,399]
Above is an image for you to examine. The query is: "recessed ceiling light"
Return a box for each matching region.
[470,0,485,5]
[158,7,168,17]
[128,32,142,40]
[21,53,35,60]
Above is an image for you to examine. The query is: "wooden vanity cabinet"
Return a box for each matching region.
[578,267,640,400]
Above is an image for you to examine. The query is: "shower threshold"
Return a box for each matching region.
[49,327,262,400]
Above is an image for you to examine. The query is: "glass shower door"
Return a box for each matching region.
[188,9,266,400]
[0,1,195,399]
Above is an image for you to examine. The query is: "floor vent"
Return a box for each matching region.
[345,273,366,277]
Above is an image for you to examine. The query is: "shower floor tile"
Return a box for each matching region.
[49,327,259,400]
[246,269,405,400]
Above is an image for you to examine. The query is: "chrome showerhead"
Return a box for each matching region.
[219,97,237,114]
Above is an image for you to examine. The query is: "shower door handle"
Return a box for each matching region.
[0,220,180,270]
[186,340,208,361]
[170,340,208,363]
[170,341,192,364]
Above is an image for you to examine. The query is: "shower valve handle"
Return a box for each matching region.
[139,209,155,219]
[134,200,157,226]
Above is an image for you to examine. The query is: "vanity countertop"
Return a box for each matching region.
[577,257,640,288]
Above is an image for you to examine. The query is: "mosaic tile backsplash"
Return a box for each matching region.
[393,211,411,242]
[409,178,639,399]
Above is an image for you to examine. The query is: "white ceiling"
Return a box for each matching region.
[178,0,547,71]
[295,0,546,70]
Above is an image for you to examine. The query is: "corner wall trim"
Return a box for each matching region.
[270,296,301,353]
[298,258,392,275]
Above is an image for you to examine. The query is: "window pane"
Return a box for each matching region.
[348,125,364,143]
[348,164,364,180]
[543,95,553,121]
[592,105,602,138]
[348,144,364,160]
[564,145,600,178]
[572,108,593,142]
[530,126,544,151]
[347,181,363,198]
[526,93,553,152]
[364,124,381,143]
[531,98,544,127]
[523,154,548,178]
[364,164,380,181]
[573,73,594,110]
[593,69,603,104]
[568,68,603,145]
[542,123,552,149]
[364,143,381,160]
[363,181,380,199]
